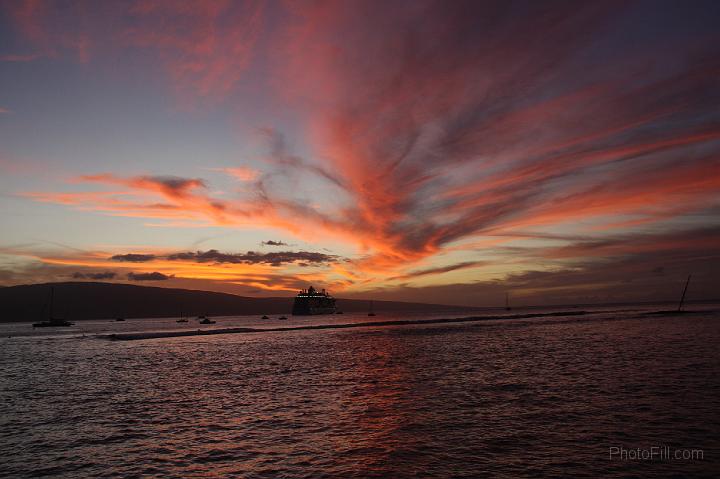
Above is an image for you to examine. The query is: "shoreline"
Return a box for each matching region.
[106,310,596,341]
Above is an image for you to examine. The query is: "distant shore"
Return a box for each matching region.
[105,308,716,341]
[107,310,597,341]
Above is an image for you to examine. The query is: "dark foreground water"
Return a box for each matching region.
[1,305,719,478]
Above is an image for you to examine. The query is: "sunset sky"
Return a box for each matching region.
[1,0,719,306]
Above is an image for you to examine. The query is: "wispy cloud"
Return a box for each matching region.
[3,0,265,99]
[122,0,265,100]
[0,53,40,62]
[212,167,260,182]
[389,261,488,282]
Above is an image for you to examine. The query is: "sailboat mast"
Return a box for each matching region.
[677,274,691,312]
[49,287,54,319]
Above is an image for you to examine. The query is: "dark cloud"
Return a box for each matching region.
[349,254,719,308]
[72,271,116,280]
[261,240,289,246]
[146,175,206,192]
[390,261,487,281]
[127,271,171,281]
[537,225,720,261]
[110,253,157,262]
[108,249,340,267]
[166,249,338,266]
[345,224,720,306]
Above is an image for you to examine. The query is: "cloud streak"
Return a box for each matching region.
[153,249,338,267]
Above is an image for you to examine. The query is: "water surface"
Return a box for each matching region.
[1,305,718,477]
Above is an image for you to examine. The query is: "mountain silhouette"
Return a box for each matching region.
[0,282,469,322]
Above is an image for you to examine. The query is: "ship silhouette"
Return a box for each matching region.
[292,286,337,315]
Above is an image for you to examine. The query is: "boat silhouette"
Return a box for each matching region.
[198,315,216,324]
[33,287,74,327]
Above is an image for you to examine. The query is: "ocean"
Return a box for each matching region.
[1,305,718,477]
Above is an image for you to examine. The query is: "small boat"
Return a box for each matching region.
[278,316,288,320]
[261,315,269,319]
[33,287,74,327]
[176,312,188,323]
[367,300,376,316]
[115,317,126,322]
[198,315,216,324]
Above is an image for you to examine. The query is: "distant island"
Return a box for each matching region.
[0,282,472,322]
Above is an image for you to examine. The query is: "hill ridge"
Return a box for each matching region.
[0,282,470,322]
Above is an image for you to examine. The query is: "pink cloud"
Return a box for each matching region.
[214,167,260,182]
[122,0,265,100]
[4,0,265,100]
[0,53,41,62]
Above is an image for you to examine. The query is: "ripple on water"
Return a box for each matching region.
[0,309,719,477]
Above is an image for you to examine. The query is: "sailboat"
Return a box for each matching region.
[176,312,188,323]
[677,274,691,312]
[505,292,511,311]
[646,274,697,316]
[368,300,376,316]
[33,287,74,327]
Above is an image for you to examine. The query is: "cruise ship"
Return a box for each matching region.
[292,286,337,315]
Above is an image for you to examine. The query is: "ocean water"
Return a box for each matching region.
[1,305,718,478]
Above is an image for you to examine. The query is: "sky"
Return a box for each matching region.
[0,0,719,306]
